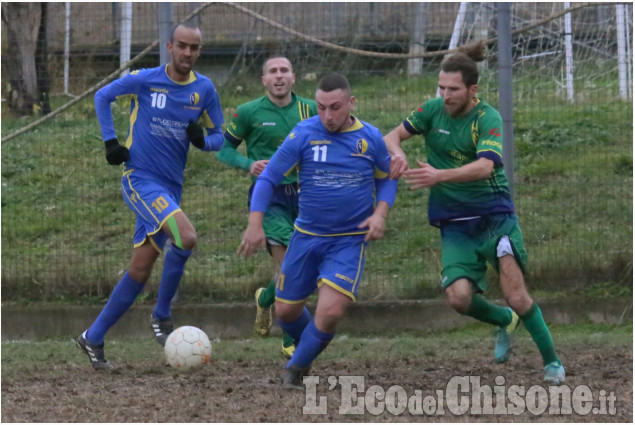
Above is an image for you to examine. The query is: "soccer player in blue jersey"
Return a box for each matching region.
[218,56,317,358]
[238,73,398,389]
[77,24,224,370]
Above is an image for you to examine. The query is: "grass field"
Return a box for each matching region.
[1,73,632,303]
[1,323,632,422]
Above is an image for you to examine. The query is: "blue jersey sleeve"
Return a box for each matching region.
[94,72,142,142]
[198,80,224,152]
[371,130,398,207]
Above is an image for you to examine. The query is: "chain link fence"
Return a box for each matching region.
[1,2,632,302]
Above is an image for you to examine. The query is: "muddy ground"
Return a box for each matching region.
[1,333,631,423]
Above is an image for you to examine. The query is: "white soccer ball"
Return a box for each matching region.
[164,326,212,369]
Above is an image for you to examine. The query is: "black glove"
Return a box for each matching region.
[104,138,129,165]
[186,120,205,149]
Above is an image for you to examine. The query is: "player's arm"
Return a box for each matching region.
[404,108,501,189]
[359,136,398,242]
[94,75,138,165]
[359,176,397,242]
[217,107,268,176]
[237,133,300,257]
[190,85,225,151]
[237,168,288,257]
[405,157,494,190]
[384,123,415,179]
[217,137,254,171]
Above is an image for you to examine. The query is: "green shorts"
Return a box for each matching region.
[263,203,296,247]
[249,182,298,247]
[439,213,528,292]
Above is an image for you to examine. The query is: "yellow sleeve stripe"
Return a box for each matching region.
[225,126,241,139]
[200,110,215,129]
[374,168,389,178]
[283,163,299,177]
[125,94,139,148]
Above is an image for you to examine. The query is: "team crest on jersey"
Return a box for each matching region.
[190,92,200,106]
[356,138,368,154]
[131,70,140,76]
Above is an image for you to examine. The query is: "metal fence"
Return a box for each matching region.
[1,2,632,302]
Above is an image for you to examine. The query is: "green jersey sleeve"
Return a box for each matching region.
[217,138,253,171]
[475,106,504,165]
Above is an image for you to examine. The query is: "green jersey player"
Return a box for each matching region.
[218,57,317,358]
[384,43,565,385]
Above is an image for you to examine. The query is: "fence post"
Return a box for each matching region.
[616,4,632,100]
[64,2,70,95]
[120,2,132,78]
[407,3,426,76]
[496,3,515,197]
[563,2,575,102]
[159,3,172,66]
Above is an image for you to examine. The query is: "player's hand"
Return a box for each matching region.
[389,152,409,179]
[404,160,440,189]
[358,212,386,242]
[237,225,266,258]
[104,138,129,165]
[186,120,205,149]
[250,160,269,177]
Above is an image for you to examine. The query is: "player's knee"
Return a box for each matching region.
[275,302,302,322]
[315,303,348,331]
[127,264,152,283]
[505,292,532,315]
[172,227,196,251]
[446,289,471,314]
[178,231,197,251]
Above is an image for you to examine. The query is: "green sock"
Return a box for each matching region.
[258,278,276,309]
[282,331,295,348]
[520,302,560,366]
[466,295,512,327]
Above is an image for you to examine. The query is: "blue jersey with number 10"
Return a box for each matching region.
[95,65,224,187]
[253,115,397,236]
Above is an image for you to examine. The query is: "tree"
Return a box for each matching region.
[36,2,51,115]
[1,3,41,116]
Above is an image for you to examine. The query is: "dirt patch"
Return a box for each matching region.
[1,339,632,422]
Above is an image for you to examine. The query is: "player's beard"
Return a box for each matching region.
[173,59,193,77]
[445,96,473,118]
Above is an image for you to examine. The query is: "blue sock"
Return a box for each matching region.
[153,244,192,320]
[287,319,334,369]
[86,272,144,345]
[277,306,311,344]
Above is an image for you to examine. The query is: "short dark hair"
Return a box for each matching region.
[441,41,486,87]
[170,23,200,42]
[262,56,293,74]
[317,72,351,95]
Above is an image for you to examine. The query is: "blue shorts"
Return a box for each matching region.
[121,170,182,251]
[275,231,367,303]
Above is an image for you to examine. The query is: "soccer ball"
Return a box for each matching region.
[164,326,212,369]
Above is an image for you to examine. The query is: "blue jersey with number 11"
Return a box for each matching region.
[95,65,224,187]
[254,115,397,236]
